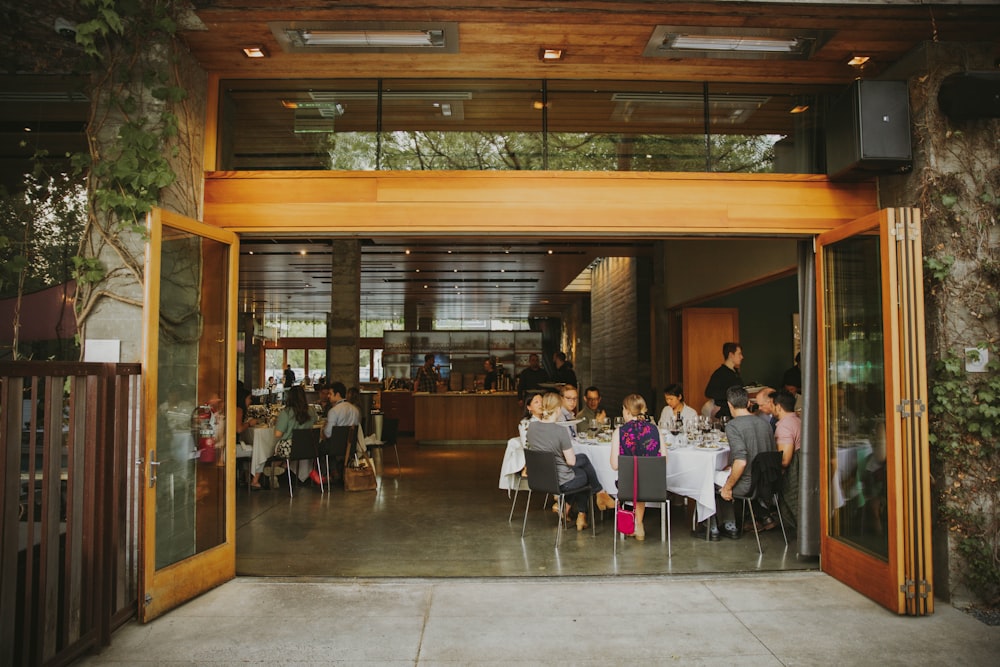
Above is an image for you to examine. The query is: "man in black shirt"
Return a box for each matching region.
[704,342,743,419]
[516,353,549,402]
[551,351,578,387]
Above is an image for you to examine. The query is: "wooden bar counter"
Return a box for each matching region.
[413,391,521,444]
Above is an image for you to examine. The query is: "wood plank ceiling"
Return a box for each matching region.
[3,1,999,323]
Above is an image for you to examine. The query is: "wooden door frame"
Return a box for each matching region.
[140,207,239,621]
[815,208,932,615]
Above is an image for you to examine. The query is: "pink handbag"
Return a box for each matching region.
[615,459,638,535]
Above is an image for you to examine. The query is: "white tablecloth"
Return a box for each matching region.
[573,435,730,523]
[249,427,277,474]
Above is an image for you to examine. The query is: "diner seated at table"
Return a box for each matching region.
[771,388,801,530]
[657,383,699,431]
[527,392,614,531]
[559,385,580,437]
[714,385,776,540]
[751,387,777,431]
[316,381,363,483]
[610,393,667,541]
[234,384,257,445]
[250,385,317,490]
[499,393,545,491]
[576,385,607,425]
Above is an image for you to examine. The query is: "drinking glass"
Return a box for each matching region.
[588,419,598,439]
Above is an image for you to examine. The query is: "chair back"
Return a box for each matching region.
[748,450,784,499]
[381,417,399,445]
[617,456,667,503]
[523,448,563,496]
[288,428,320,458]
[318,425,351,456]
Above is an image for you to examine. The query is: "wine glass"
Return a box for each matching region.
[588,418,598,439]
[669,415,682,438]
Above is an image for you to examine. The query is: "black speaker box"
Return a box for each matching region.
[825,80,912,179]
[938,71,1000,121]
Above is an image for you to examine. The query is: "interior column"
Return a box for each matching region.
[327,240,361,386]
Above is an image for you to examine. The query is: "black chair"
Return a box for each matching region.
[615,456,671,557]
[520,448,594,548]
[317,425,354,488]
[734,450,789,553]
[368,416,401,477]
[283,429,322,497]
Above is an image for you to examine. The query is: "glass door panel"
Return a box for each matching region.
[816,208,932,615]
[141,208,238,621]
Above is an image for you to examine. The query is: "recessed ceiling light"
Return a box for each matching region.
[405,249,410,254]
[299,250,307,255]
[547,249,554,255]
[790,104,810,114]
[539,48,565,62]
[847,55,871,67]
[242,46,268,58]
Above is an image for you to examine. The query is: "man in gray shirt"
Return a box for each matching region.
[716,385,775,539]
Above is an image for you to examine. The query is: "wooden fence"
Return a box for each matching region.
[0,362,142,666]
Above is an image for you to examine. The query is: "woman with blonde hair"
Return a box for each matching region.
[526,392,613,531]
[611,393,667,540]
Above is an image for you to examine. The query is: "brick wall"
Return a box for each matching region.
[590,257,653,412]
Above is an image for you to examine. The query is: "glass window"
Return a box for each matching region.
[308,349,326,383]
[358,349,371,382]
[219,78,832,174]
[264,349,284,385]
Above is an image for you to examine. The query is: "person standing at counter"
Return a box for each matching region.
[517,353,549,402]
[483,358,498,391]
[414,353,441,393]
[527,392,613,532]
[283,364,296,388]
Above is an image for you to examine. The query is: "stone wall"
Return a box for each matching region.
[881,41,1000,606]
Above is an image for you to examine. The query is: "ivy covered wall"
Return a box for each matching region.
[882,42,1000,608]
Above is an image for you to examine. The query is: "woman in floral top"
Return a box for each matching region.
[610,393,667,540]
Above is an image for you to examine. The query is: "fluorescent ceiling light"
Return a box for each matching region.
[668,35,807,53]
[644,25,829,60]
[300,30,443,48]
[270,21,458,54]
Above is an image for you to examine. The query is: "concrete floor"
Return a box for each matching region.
[77,438,1000,665]
[79,573,999,665]
[234,438,815,577]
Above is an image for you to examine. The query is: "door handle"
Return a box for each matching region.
[148,450,160,488]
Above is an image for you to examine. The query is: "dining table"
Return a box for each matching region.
[248,426,278,477]
[572,429,731,523]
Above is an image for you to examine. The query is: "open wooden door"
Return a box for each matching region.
[140,208,238,621]
[681,308,739,413]
[815,208,932,615]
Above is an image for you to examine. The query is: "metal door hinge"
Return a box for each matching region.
[900,579,931,599]
[895,399,911,418]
